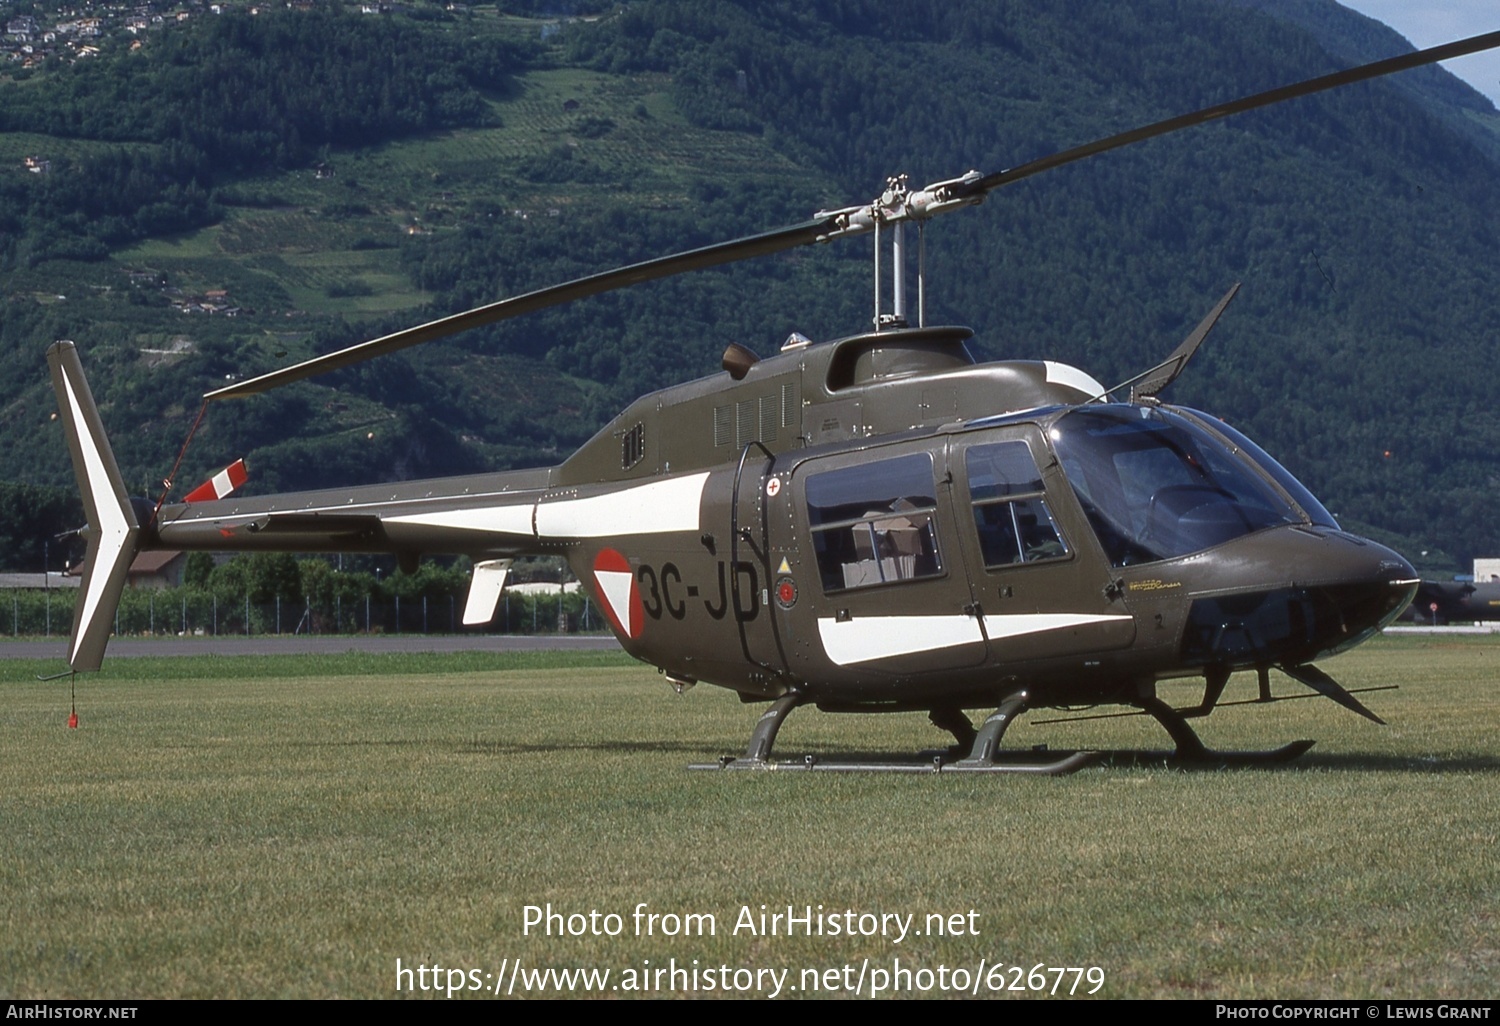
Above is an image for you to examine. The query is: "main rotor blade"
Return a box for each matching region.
[205,216,837,400]
[972,29,1500,195]
[210,28,1500,401]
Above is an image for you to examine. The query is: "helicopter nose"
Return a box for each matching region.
[1178,527,1417,668]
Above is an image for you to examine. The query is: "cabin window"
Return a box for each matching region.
[1176,409,1339,530]
[1052,406,1303,567]
[965,442,1069,567]
[806,453,944,591]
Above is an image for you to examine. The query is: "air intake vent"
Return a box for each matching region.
[781,381,799,428]
[736,399,756,448]
[759,394,778,443]
[621,422,645,469]
[713,405,732,447]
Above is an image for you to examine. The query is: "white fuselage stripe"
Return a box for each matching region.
[1044,361,1109,398]
[385,505,535,536]
[536,472,708,539]
[818,615,983,666]
[818,612,1132,666]
[981,612,1132,639]
[383,472,709,540]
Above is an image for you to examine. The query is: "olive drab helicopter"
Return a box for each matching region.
[47,30,1500,773]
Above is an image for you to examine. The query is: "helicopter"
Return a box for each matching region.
[46,29,1500,774]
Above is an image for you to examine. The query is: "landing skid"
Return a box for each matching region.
[688,687,1316,775]
[689,689,1101,775]
[1130,695,1315,766]
[688,749,1102,775]
[1093,740,1316,768]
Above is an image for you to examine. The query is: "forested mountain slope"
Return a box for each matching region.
[2,0,1497,570]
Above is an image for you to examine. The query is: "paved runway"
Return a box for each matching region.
[6,626,1488,662]
[0,634,623,659]
[1384,624,1500,635]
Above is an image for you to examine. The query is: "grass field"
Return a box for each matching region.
[1,636,1497,999]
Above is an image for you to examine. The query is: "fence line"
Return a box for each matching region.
[1,587,603,637]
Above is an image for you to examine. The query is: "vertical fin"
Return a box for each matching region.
[46,341,140,672]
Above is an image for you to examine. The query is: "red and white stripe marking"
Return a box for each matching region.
[184,459,247,503]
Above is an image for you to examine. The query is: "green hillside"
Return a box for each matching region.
[2,0,1498,571]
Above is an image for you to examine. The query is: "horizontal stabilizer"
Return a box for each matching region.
[46,341,140,673]
[463,559,513,626]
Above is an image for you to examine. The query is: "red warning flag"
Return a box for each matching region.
[183,459,248,503]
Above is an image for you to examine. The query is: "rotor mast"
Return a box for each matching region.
[879,177,909,329]
[820,170,986,332]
